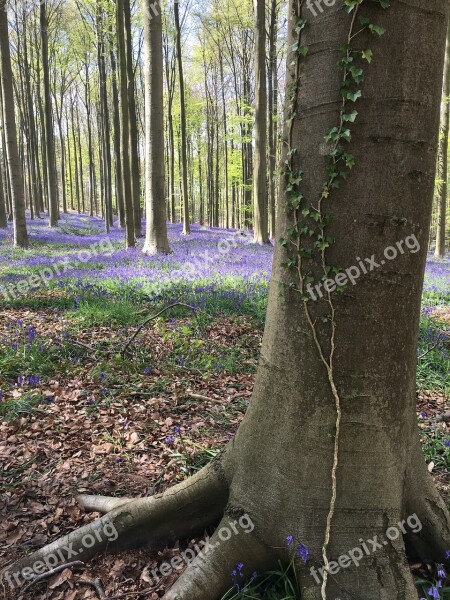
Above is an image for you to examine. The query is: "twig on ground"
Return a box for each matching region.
[418,334,444,360]
[20,561,84,594]
[78,577,106,598]
[121,302,201,356]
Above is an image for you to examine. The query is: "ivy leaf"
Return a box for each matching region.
[379,0,390,7]
[343,110,358,123]
[361,49,373,63]
[369,23,386,36]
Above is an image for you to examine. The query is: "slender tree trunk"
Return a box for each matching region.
[435,20,450,258]
[268,0,278,240]
[40,0,58,226]
[97,1,113,231]
[142,0,170,255]
[123,0,142,237]
[75,102,86,214]
[253,0,268,244]
[0,0,28,246]
[174,0,190,234]
[0,144,7,227]
[110,38,125,228]
[117,0,135,247]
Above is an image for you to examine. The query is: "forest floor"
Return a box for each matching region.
[0,213,449,600]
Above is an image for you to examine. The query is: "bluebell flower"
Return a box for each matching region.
[296,543,309,563]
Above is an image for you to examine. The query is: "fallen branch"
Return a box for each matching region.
[121,302,201,356]
[20,560,84,594]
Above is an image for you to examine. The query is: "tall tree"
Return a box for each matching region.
[0,0,28,247]
[435,21,450,258]
[174,0,190,234]
[0,140,6,228]
[252,0,268,244]
[117,0,135,247]
[142,0,170,255]
[40,0,58,226]
[123,0,142,237]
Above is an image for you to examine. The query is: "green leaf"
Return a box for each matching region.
[343,110,358,123]
[361,49,373,63]
[369,23,386,36]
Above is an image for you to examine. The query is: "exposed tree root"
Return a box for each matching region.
[76,495,135,513]
[404,443,450,563]
[1,463,228,592]
[163,516,273,600]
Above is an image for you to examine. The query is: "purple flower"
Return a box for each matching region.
[165,435,175,445]
[428,585,440,599]
[174,426,181,434]
[286,535,293,547]
[420,411,427,419]
[444,440,450,448]
[437,564,446,579]
[296,543,309,563]
[144,366,152,375]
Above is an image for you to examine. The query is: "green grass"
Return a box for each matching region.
[417,316,450,395]
[221,563,298,600]
[0,392,48,421]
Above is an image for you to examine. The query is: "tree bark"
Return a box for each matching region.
[40,0,58,226]
[0,0,28,246]
[142,0,170,255]
[123,0,143,237]
[253,0,269,244]
[174,0,190,234]
[117,0,136,247]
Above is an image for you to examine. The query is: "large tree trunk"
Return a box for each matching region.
[6,3,450,600]
[435,21,450,258]
[0,0,28,247]
[142,0,170,255]
[253,0,269,244]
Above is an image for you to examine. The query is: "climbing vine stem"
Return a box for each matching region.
[280,1,390,598]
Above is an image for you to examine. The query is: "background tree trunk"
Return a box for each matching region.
[0,0,28,247]
[174,0,190,234]
[252,0,268,244]
[117,0,135,248]
[142,0,170,255]
[40,0,58,226]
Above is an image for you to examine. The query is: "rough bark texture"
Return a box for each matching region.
[142,0,170,255]
[0,0,28,247]
[4,3,450,600]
